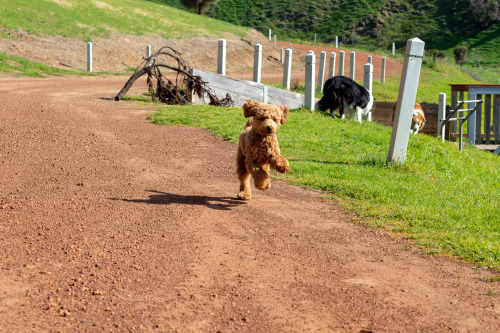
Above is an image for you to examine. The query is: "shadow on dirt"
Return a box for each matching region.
[110,190,245,211]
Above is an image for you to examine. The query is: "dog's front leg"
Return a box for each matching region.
[271,155,290,174]
[248,160,271,191]
[355,106,363,122]
[236,148,252,200]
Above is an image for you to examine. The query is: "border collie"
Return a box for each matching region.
[316,76,374,122]
[391,102,426,135]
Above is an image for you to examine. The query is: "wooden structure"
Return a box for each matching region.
[189,68,305,109]
[449,84,500,149]
[372,101,442,137]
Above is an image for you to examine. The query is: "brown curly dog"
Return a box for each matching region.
[236,100,290,200]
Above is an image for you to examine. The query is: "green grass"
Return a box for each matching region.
[150,104,500,270]
[0,0,249,41]
[0,52,90,77]
[372,61,479,104]
[267,60,478,105]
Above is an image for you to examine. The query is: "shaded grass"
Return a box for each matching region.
[150,104,500,270]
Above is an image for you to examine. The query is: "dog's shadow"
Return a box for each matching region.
[110,190,245,211]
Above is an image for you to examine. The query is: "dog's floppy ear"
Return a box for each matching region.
[280,105,289,124]
[243,100,257,118]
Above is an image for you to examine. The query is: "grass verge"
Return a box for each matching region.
[0,53,91,77]
[150,104,500,270]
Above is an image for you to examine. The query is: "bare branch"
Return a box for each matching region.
[115,46,233,107]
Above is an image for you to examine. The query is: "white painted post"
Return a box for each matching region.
[269,29,272,41]
[364,63,373,122]
[305,52,316,110]
[280,48,284,63]
[317,51,326,92]
[274,34,277,47]
[283,48,292,90]
[339,51,345,76]
[146,45,151,58]
[329,52,336,78]
[217,39,226,76]
[263,86,268,104]
[87,42,92,72]
[363,63,373,94]
[467,91,477,146]
[392,43,395,56]
[314,33,317,44]
[438,92,447,142]
[381,57,386,84]
[387,38,425,164]
[335,36,338,48]
[368,55,372,64]
[350,51,355,80]
[253,44,262,83]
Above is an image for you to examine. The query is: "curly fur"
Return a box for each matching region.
[236,100,290,200]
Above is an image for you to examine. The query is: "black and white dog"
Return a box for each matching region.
[316,76,374,122]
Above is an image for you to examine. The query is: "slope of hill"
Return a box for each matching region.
[0,0,279,73]
[164,0,500,66]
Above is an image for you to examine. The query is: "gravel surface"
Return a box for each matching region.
[1,75,499,332]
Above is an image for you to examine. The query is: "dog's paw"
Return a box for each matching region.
[237,191,252,200]
[255,180,271,191]
[276,159,290,173]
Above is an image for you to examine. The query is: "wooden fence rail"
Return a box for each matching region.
[449,84,500,145]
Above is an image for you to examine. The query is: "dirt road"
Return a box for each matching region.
[1,76,499,332]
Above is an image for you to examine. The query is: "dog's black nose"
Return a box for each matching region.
[266,126,273,132]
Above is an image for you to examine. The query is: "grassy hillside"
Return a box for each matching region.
[162,0,500,68]
[0,0,249,41]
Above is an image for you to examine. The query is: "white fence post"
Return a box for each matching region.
[335,36,338,48]
[381,57,386,84]
[367,55,372,64]
[392,43,395,56]
[274,34,277,47]
[350,51,355,80]
[253,44,262,83]
[329,52,336,78]
[364,63,373,122]
[388,38,425,164]
[317,51,326,92]
[363,63,373,94]
[305,51,316,110]
[438,92,447,142]
[217,39,226,76]
[280,48,284,63]
[339,51,345,76]
[87,42,92,72]
[468,91,477,146]
[269,29,272,40]
[283,48,292,90]
[314,33,317,44]
[146,45,151,58]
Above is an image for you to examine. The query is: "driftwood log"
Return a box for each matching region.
[115,46,233,107]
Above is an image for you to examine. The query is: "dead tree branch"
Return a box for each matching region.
[115,46,233,107]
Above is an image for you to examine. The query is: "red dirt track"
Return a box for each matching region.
[0,74,499,332]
